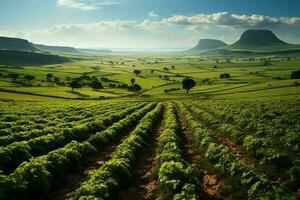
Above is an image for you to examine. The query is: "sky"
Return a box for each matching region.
[0,0,300,49]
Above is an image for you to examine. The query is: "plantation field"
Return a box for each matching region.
[1,52,300,200]
[0,98,299,200]
[0,53,300,101]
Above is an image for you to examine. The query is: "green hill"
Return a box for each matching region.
[189,39,228,51]
[33,44,78,53]
[0,36,37,51]
[0,50,70,65]
[230,29,289,49]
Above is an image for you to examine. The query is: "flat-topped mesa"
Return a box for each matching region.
[0,36,37,51]
[190,39,228,51]
[231,29,288,48]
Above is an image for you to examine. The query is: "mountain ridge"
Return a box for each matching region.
[0,36,37,51]
[33,44,78,53]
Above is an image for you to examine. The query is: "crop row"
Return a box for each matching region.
[72,102,163,199]
[155,102,202,200]
[198,100,300,153]
[0,102,130,137]
[0,102,147,174]
[178,102,296,199]
[0,103,132,146]
[0,102,157,200]
[187,101,300,188]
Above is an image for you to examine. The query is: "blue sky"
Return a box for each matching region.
[1,0,300,49]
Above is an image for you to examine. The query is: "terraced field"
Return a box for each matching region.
[0,99,299,200]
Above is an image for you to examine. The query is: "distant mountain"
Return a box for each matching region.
[0,37,37,51]
[0,50,70,65]
[33,44,77,53]
[78,48,112,54]
[189,39,228,51]
[230,30,288,48]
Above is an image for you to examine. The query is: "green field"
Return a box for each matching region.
[1,51,300,200]
[1,52,300,101]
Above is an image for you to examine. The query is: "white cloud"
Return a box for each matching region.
[161,12,300,29]
[0,30,17,37]
[27,20,137,35]
[2,12,300,48]
[56,0,125,11]
[140,20,163,33]
[148,11,159,18]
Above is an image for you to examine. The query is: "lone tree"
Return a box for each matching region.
[46,73,53,81]
[182,78,196,94]
[128,83,142,92]
[220,73,231,79]
[8,73,19,81]
[54,77,60,83]
[90,79,103,90]
[24,75,35,81]
[69,79,82,91]
[291,70,300,79]
[130,78,135,85]
[133,70,141,75]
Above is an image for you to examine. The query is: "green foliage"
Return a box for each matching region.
[291,70,300,79]
[178,101,296,199]
[182,78,196,94]
[73,103,163,199]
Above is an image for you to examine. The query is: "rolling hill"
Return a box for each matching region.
[0,37,37,51]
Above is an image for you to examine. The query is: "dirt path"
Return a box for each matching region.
[175,104,201,165]
[187,104,259,170]
[46,127,136,200]
[174,103,230,199]
[117,110,164,200]
[214,130,257,168]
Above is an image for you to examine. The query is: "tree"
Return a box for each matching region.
[291,70,300,79]
[46,73,53,80]
[24,75,35,81]
[69,80,82,91]
[128,83,142,92]
[8,73,19,81]
[163,75,169,80]
[130,78,135,85]
[150,69,154,74]
[163,67,169,71]
[54,77,60,83]
[220,73,231,79]
[133,70,141,75]
[262,60,271,66]
[90,80,103,90]
[182,78,196,94]
[171,66,175,70]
